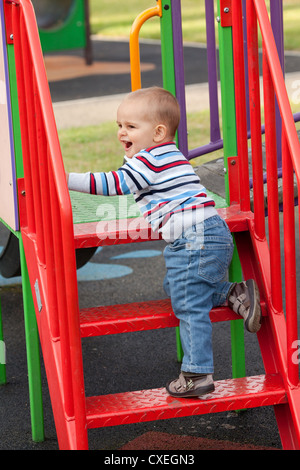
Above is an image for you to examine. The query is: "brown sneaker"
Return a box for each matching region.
[166,372,215,398]
[227,279,262,333]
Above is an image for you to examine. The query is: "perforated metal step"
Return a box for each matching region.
[86,374,287,429]
[79,299,248,337]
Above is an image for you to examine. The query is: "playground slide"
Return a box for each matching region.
[0,230,21,278]
[0,0,94,278]
[0,226,96,278]
[32,0,73,30]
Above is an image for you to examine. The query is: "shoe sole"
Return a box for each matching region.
[165,381,215,398]
[244,279,262,333]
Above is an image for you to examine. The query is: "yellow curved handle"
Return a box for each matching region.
[130,0,162,91]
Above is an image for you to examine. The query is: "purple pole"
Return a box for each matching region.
[242,0,250,132]
[171,0,188,157]
[205,0,221,144]
[270,0,284,168]
[171,0,292,167]
[172,0,222,160]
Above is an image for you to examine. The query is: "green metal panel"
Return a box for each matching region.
[160,0,183,361]
[38,0,86,53]
[19,237,45,442]
[4,30,44,441]
[7,45,23,179]
[217,17,237,201]
[160,0,176,95]
[217,1,245,380]
[159,1,245,371]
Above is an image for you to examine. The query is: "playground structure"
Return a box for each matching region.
[32,0,92,63]
[0,0,300,450]
[0,0,93,280]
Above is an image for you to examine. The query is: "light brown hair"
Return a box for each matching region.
[125,87,181,138]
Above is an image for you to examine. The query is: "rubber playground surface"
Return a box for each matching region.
[0,241,283,451]
[46,37,300,103]
[1,37,300,450]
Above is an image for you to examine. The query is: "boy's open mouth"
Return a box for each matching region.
[125,141,132,150]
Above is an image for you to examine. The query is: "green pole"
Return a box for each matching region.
[160,0,176,94]
[6,43,45,441]
[217,1,246,379]
[160,0,183,362]
[19,237,44,442]
[160,1,246,371]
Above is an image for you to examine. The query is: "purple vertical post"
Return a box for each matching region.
[172,0,221,159]
[205,0,221,144]
[270,0,284,169]
[270,1,285,78]
[242,0,250,132]
[171,0,188,157]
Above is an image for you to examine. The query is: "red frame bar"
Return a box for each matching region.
[220,0,232,27]
[282,133,298,386]
[251,0,300,385]
[8,0,300,448]
[254,0,300,173]
[232,0,251,212]
[11,0,88,447]
[262,46,283,313]
[246,0,265,240]
[13,10,35,233]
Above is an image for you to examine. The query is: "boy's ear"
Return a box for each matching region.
[154,124,168,142]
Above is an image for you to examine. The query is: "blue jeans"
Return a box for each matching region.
[163,215,234,374]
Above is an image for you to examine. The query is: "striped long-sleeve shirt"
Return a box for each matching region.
[68,142,217,242]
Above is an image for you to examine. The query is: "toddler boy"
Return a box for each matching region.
[67,87,262,397]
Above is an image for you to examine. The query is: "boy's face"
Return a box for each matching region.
[117,98,161,159]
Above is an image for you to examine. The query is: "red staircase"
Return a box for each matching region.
[5,0,300,449]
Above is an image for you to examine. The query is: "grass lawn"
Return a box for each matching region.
[61,1,300,173]
[89,0,300,51]
[61,109,220,173]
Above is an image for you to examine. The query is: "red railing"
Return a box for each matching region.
[9,0,300,446]
[233,0,300,386]
[10,0,88,447]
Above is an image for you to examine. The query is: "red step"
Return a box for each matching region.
[86,373,287,429]
[73,206,252,249]
[79,299,247,337]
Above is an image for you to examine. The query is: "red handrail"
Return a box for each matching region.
[232,0,251,212]
[246,0,265,241]
[10,0,88,447]
[262,47,283,314]
[247,0,300,385]
[254,1,300,178]
[9,0,300,446]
